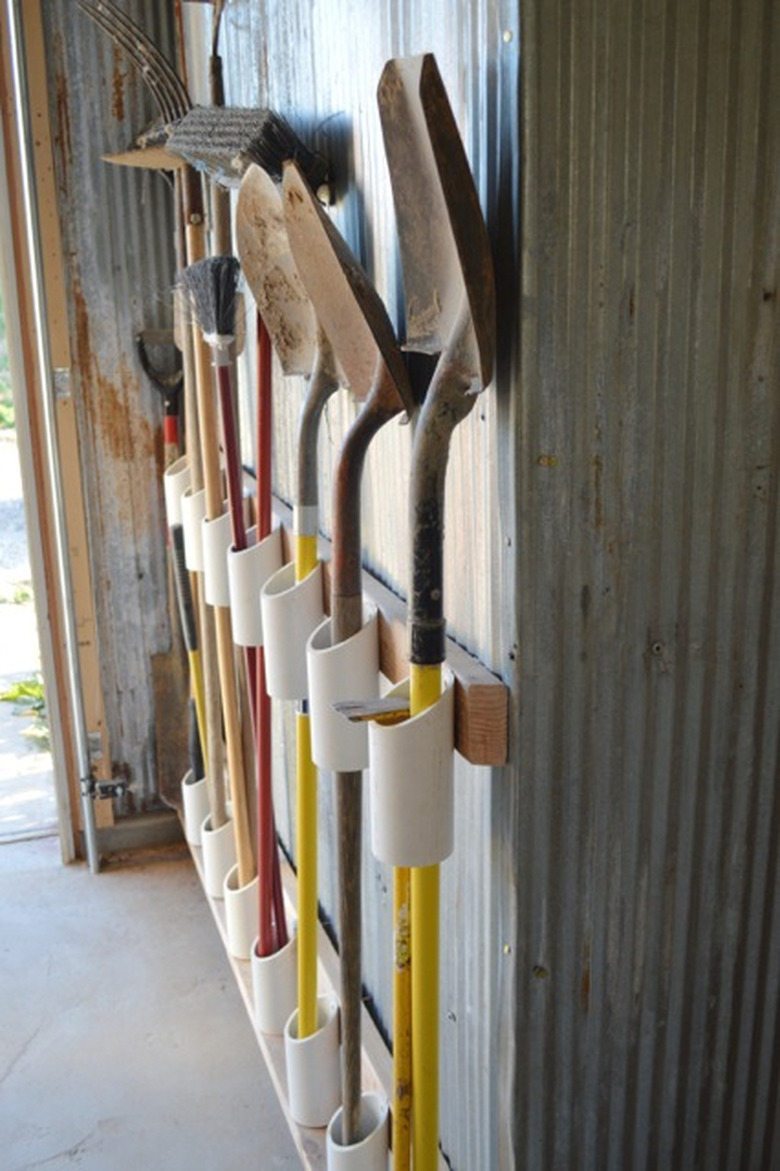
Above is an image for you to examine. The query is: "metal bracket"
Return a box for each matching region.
[53,367,72,401]
[81,776,128,801]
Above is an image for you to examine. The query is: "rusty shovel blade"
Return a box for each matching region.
[236,164,317,378]
[282,161,413,415]
[378,52,496,670]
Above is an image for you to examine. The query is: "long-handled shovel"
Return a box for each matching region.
[378,53,496,1171]
[236,164,341,1025]
[282,160,416,1146]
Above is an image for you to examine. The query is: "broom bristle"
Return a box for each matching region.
[179,256,240,339]
[243,109,329,190]
[166,106,329,191]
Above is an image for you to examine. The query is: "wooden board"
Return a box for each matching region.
[277,501,509,767]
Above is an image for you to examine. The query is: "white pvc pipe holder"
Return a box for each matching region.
[284,995,342,1127]
[181,769,209,846]
[307,605,379,772]
[200,814,237,899]
[202,511,232,607]
[162,454,190,528]
[251,930,298,1035]
[261,561,325,700]
[369,674,455,867]
[326,1093,390,1170]
[181,487,207,572]
[227,526,284,647]
[223,864,259,960]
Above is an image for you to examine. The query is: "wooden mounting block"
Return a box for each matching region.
[274,502,508,767]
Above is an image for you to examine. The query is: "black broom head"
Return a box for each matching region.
[179,255,241,342]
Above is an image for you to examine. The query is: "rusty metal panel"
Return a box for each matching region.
[41,0,183,807]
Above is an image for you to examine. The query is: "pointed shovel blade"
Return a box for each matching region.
[236,164,317,377]
[282,161,413,414]
[378,53,495,389]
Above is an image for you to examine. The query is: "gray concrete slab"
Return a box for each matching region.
[0,835,302,1170]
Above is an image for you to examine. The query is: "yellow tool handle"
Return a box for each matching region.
[295,533,319,582]
[187,647,207,764]
[214,605,254,888]
[296,710,318,1038]
[410,661,443,1171]
[393,866,412,1171]
[294,531,320,1038]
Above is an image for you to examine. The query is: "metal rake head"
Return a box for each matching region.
[76,0,191,124]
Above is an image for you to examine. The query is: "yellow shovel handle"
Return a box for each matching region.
[296,709,318,1039]
[295,533,320,1040]
[295,533,318,582]
[410,662,442,1171]
[393,866,412,1170]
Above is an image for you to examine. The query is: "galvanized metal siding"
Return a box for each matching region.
[40,1,780,1168]
[515,1,780,1169]
[42,1,181,805]
[218,4,518,1168]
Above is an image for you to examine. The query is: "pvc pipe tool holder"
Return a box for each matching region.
[369,673,456,867]
[181,770,209,846]
[162,454,190,528]
[200,814,237,899]
[201,511,233,607]
[223,864,259,960]
[326,1093,390,1170]
[307,605,380,771]
[284,995,342,1127]
[261,561,325,700]
[251,929,298,1035]
[181,487,207,572]
[227,526,284,647]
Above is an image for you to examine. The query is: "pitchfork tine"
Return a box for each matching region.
[76,0,190,121]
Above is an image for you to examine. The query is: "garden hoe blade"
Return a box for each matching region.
[282,159,415,1146]
[378,51,496,1171]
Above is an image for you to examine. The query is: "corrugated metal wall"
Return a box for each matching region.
[513,0,779,1168]
[41,0,779,1167]
[42,1,183,807]
[213,5,519,1168]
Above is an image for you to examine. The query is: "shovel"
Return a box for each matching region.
[282,160,416,1147]
[236,165,341,1021]
[378,52,496,1171]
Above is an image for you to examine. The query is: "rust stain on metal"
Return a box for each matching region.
[95,358,154,467]
[51,34,73,181]
[71,277,154,470]
[111,47,126,122]
[71,275,93,378]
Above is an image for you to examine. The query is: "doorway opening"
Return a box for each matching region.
[0,291,56,843]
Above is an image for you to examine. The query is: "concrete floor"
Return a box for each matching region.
[0,437,302,1168]
[0,834,301,1170]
